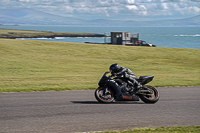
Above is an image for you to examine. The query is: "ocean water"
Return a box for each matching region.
[0,25,200,49]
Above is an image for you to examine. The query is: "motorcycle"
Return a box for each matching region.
[95,72,159,103]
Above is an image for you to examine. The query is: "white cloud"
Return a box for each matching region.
[65,6,74,13]
[0,0,200,20]
[127,0,135,4]
[193,6,200,12]
[161,3,168,9]
[18,0,30,2]
[139,5,147,10]
[105,9,110,17]
[126,5,138,10]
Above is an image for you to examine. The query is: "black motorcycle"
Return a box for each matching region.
[95,72,159,103]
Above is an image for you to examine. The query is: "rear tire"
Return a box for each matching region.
[139,85,159,104]
[95,87,114,103]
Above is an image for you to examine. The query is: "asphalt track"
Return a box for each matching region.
[0,86,199,133]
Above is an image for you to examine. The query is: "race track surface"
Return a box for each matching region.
[0,86,200,133]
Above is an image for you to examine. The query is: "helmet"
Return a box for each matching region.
[109,63,120,73]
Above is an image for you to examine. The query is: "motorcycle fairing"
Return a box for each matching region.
[138,76,154,85]
[116,93,140,101]
[104,79,122,99]
[105,79,139,101]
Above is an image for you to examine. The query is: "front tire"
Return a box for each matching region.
[139,85,159,104]
[95,87,114,103]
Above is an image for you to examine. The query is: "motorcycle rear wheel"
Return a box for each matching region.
[139,85,159,104]
[95,87,114,103]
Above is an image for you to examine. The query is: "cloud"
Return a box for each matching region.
[126,5,138,10]
[0,0,200,20]
[192,6,200,12]
[126,0,135,4]
[161,3,169,10]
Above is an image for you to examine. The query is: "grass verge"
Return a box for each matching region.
[99,126,200,133]
[0,38,200,92]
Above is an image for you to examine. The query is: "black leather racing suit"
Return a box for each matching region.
[111,66,139,90]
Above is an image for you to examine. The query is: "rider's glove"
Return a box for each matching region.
[111,73,117,77]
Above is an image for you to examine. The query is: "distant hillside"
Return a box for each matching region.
[121,15,200,27]
[0,8,199,27]
[0,8,85,25]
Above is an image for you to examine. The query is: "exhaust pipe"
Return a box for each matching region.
[137,89,151,93]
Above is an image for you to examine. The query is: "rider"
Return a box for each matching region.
[109,63,142,92]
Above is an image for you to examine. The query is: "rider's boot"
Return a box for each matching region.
[136,82,142,90]
[128,79,142,93]
[128,78,140,90]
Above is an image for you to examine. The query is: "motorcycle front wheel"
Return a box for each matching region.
[95,87,114,103]
[139,85,159,104]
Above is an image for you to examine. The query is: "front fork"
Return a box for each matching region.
[104,86,111,95]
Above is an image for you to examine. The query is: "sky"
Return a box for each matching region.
[1,0,200,21]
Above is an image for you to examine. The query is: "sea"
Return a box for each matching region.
[0,25,200,49]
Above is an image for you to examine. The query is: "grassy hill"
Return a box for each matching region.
[0,38,199,92]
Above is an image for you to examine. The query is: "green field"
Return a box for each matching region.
[0,38,200,92]
[101,126,200,133]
